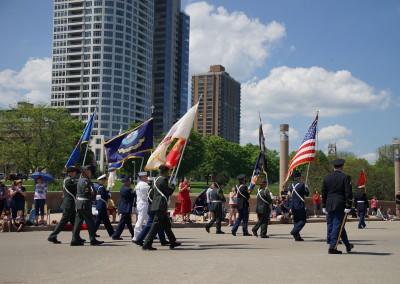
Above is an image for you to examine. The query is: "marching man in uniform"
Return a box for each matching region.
[252,180,272,238]
[289,172,309,241]
[94,174,115,237]
[205,182,226,234]
[132,172,150,242]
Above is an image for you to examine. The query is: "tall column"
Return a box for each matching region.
[394,147,400,197]
[280,124,289,191]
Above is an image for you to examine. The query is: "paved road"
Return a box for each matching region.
[0,221,398,284]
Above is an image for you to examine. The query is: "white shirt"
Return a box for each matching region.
[34,183,47,200]
[206,187,213,203]
[135,180,150,204]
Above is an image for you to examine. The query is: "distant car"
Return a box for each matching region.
[7,173,28,181]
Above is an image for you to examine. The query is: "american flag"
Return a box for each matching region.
[285,114,318,182]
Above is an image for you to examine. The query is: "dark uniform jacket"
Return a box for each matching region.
[76,177,93,210]
[289,182,309,210]
[255,188,272,214]
[236,184,250,210]
[96,184,110,211]
[210,187,225,211]
[118,185,134,213]
[322,170,353,211]
[60,176,77,210]
[151,175,174,212]
[354,191,369,211]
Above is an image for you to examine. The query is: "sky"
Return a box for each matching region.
[0,0,399,164]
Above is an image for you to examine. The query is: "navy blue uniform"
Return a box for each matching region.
[231,183,250,235]
[354,190,368,229]
[94,184,115,236]
[112,185,135,239]
[289,182,309,239]
[322,169,353,251]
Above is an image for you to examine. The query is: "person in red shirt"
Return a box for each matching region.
[312,190,321,217]
[178,177,192,223]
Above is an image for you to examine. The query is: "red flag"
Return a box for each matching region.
[165,139,186,169]
[357,169,367,187]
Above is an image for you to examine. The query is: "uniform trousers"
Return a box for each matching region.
[143,210,176,247]
[291,209,307,237]
[253,210,271,236]
[136,211,167,244]
[232,207,249,234]
[358,209,366,228]
[94,208,115,237]
[49,208,75,239]
[72,208,95,242]
[133,202,149,239]
[206,203,223,231]
[112,212,134,238]
[327,210,350,250]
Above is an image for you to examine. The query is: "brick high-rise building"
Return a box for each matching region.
[192,65,241,143]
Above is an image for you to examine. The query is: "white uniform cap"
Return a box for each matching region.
[97,174,107,180]
[138,172,148,177]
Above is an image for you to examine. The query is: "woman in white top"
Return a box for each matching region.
[228,187,238,226]
[34,176,48,226]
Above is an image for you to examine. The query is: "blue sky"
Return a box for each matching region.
[0,0,399,164]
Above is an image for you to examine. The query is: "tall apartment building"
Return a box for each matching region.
[152,0,189,138]
[50,0,154,168]
[192,65,241,144]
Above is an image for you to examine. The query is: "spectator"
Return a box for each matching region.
[312,190,321,217]
[34,176,48,226]
[9,180,27,224]
[206,183,215,221]
[0,180,8,217]
[386,208,394,221]
[275,199,290,223]
[376,205,387,221]
[280,186,288,201]
[228,187,237,226]
[395,190,400,218]
[178,177,192,223]
[14,210,26,232]
[1,205,12,232]
[370,196,378,216]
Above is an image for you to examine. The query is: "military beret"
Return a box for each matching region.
[237,174,246,180]
[97,174,107,180]
[158,165,170,172]
[81,165,92,171]
[138,171,148,177]
[121,177,130,183]
[332,158,345,167]
[66,166,78,173]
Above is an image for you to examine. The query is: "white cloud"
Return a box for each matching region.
[359,152,378,165]
[318,125,352,141]
[0,57,51,107]
[185,1,286,81]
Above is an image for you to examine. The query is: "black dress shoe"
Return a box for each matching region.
[90,239,104,246]
[142,246,157,251]
[112,237,123,240]
[205,225,210,233]
[328,249,342,254]
[169,242,181,249]
[95,234,100,237]
[77,238,86,242]
[260,235,269,238]
[133,240,144,246]
[70,241,84,246]
[160,241,170,246]
[295,236,304,241]
[243,232,252,236]
[346,243,354,252]
[252,228,258,237]
[231,231,236,236]
[48,237,61,244]
[216,230,225,234]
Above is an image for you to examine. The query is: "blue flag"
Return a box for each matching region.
[104,118,153,167]
[249,152,263,190]
[107,152,145,172]
[65,110,96,167]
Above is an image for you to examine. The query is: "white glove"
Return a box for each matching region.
[344,208,351,214]
[322,208,328,215]
[95,194,101,201]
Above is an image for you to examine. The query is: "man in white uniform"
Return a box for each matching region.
[132,172,150,241]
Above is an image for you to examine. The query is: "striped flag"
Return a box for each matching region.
[285,114,318,182]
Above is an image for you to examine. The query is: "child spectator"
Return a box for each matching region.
[34,176,48,226]
[14,210,26,232]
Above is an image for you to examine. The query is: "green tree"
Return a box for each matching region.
[0,103,83,176]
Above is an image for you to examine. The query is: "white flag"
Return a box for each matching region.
[145,102,199,170]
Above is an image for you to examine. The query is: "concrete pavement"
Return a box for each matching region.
[0,219,398,283]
